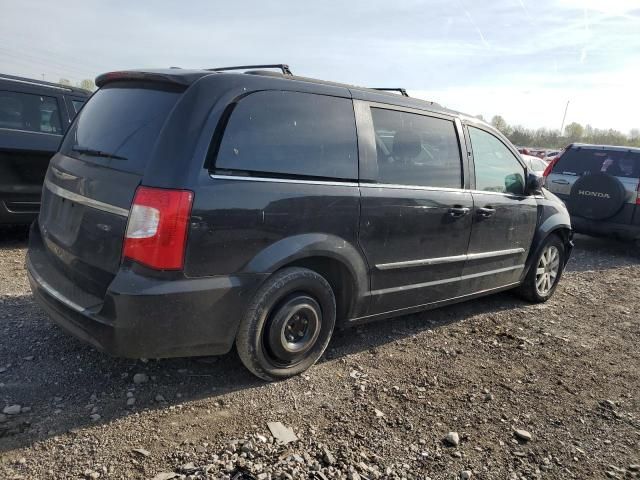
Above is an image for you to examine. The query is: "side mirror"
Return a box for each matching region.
[505,173,525,195]
[525,171,544,195]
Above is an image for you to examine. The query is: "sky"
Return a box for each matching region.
[1,0,639,133]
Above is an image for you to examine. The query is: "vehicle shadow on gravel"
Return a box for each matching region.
[0,226,29,249]
[567,234,640,272]
[0,285,524,453]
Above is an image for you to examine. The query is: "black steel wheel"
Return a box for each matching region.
[235,267,336,381]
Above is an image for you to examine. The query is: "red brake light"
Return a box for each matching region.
[543,156,559,177]
[636,182,640,205]
[123,187,194,270]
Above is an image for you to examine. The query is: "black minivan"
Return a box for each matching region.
[27,66,572,380]
[0,74,89,224]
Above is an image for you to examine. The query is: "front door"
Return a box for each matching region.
[461,125,537,294]
[356,103,473,317]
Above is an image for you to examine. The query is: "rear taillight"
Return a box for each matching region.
[123,187,194,270]
[543,156,559,177]
[636,182,640,205]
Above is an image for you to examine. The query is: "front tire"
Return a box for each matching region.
[236,267,336,381]
[517,235,565,303]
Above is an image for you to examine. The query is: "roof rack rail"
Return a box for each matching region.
[373,88,409,97]
[207,64,292,75]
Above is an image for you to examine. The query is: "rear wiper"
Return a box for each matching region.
[72,145,127,161]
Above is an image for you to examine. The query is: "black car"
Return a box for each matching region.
[0,74,90,224]
[545,143,640,242]
[27,65,573,380]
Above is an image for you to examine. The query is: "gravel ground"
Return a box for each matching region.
[0,226,638,480]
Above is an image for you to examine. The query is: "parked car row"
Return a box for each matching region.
[0,74,90,224]
[22,65,573,380]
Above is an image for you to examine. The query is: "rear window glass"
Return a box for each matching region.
[554,148,640,178]
[0,90,62,134]
[215,91,358,180]
[60,82,182,174]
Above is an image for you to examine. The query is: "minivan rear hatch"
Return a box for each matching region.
[37,81,184,298]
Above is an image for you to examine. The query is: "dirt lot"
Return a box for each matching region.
[0,226,638,480]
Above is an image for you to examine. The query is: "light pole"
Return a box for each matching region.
[560,100,570,135]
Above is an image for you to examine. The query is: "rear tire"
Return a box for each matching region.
[517,235,565,303]
[236,267,336,381]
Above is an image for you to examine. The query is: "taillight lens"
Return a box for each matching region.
[543,156,559,177]
[123,187,194,270]
[636,182,640,205]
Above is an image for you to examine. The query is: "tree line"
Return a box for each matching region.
[482,115,640,150]
[58,78,96,91]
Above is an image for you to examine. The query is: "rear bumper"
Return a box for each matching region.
[571,215,640,241]
[27,226,268,358]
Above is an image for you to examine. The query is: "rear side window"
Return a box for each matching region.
[370,107,462,188]
[215,91,358,180]
[71,99,85,114]
[468,126,525,194]
[0,91,62,134]
[60,82,182,174]
[553,148,640,178]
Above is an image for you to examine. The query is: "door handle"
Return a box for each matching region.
[551,179,569,185]
[448,206,470,217]
[477,207,496,217]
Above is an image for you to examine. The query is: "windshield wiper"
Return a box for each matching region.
[72,145,128,161]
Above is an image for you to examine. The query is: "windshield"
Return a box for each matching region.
[60,82,182,174]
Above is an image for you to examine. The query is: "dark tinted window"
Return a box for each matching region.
[216,91,357,179]
[469,127,525,194]
[553,147,640,178]
[371,107,462,188]
[60,82,182,174]
[71,99,85,113]
[0,91,62,134]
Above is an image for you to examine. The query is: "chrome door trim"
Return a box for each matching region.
[44,179,129,217]
[359,182,465,193]
[376,247,525,270]
[368,264,524,296]
[210,174,358,187]
[377,254,467,270]
[466,247,525,261]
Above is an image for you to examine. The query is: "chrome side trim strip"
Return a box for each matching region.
[377,254,467,270]
[44,179,129,217]
[377,248,525,270]
[467,247,525,261]
[359,182,465,193]
[209,175,532,198]
[27,264,86,313]
[368,264,524,296]
[210,174,358,187]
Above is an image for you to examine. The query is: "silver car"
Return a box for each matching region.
[546,143,640,241]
